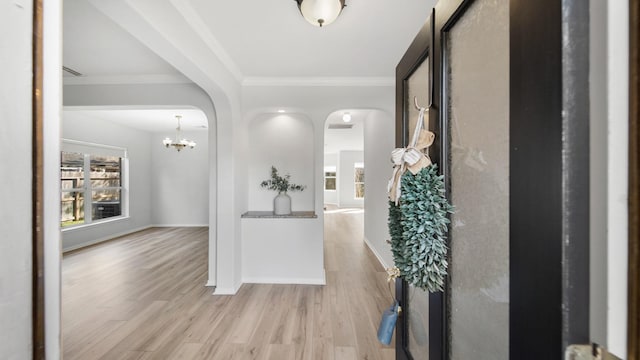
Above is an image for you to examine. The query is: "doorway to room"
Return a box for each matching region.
[323,110,366,212]
[323,109,366,256]
[323,108,367,277]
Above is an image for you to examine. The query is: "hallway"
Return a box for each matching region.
[62,210,393,359]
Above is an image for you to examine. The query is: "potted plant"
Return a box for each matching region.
[260,166,306,215]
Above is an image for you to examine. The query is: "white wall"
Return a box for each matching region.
[247,113,315,212]
[589,0,629,357]
[242,218,325,284]
[61,112,153,251]
[324,153,338,205]
[363,111,395,269]
[150,130,209,226]
[337,151,364,208]
[0,1,34,358]
[605,0,629,355]
[44,0,63,357]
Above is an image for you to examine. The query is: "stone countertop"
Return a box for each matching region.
[241,211,318,219]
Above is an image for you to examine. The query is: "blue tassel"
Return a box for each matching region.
[377,301,399,345]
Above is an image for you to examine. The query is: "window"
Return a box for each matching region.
[61,141,127,228]
[324,166,337,190]
[354,163,364,199]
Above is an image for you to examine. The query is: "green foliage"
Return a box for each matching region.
[388,199,404,265]
[260,166,306,194]
[388,164,454,292]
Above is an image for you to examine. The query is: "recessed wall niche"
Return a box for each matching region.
[248,113,314,211]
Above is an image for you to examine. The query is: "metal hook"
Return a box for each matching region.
[413,96,423,110]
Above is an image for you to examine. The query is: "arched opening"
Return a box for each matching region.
[59,106,211,354]
[323,108,396,269]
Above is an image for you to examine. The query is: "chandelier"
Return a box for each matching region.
[162,115,196,152]
[295,0,346,27]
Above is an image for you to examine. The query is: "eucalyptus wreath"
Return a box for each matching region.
[388,164,454,292]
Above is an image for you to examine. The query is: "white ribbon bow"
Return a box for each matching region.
[387,107,434,204]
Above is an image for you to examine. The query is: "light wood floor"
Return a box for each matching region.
[62,210,394,359]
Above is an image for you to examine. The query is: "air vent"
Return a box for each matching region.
[328,124,353,129]
[62,66,83,77]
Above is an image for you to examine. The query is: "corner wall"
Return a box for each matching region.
[604,0,629,354]
[44,0,63,357]
[363,110,395,268]
[0,1,34,357]
[589,0,630,356]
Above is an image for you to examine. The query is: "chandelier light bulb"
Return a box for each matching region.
[163,115,196,152]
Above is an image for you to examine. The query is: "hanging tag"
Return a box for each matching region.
[377,301,399,345]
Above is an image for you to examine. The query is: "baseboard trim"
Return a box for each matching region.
[242,273,326,286]
[151,224,208,228]
[62,225,153,253]
[213,286,240,295]
[363,236,390,270]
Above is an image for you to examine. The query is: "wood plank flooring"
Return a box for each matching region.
[62,210,395,359]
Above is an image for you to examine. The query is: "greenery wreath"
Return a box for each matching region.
[388,164,454,292]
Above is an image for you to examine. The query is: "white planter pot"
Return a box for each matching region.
[274,193,292,215]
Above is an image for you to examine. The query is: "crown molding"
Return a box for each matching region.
[64,74,396,87]
[242,76,395,87]
[63,73,193,86]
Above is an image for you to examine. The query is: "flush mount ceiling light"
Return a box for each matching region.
[294,0,346,27]
[342,112,352,122]
[162,115,196,152]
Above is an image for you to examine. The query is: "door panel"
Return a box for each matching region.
[442,0,510,358]
[405,56,431,359]
[395,11,439,360]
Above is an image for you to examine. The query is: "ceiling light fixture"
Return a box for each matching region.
[342,112,352,122]
[163,115,196,152]
[294,0,346,28]
[278,109,286,113]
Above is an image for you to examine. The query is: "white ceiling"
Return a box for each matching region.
[63,0,181,77]
[189,0,434,77]
[63,0,435,80]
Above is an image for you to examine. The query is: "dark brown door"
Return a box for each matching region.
[394,10,443,360]
[395,0,591,358]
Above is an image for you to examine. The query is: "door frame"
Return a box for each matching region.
[32,0,46,358]
[395,9,444,360]
[629,0,640,358]
[508,0,590,356]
